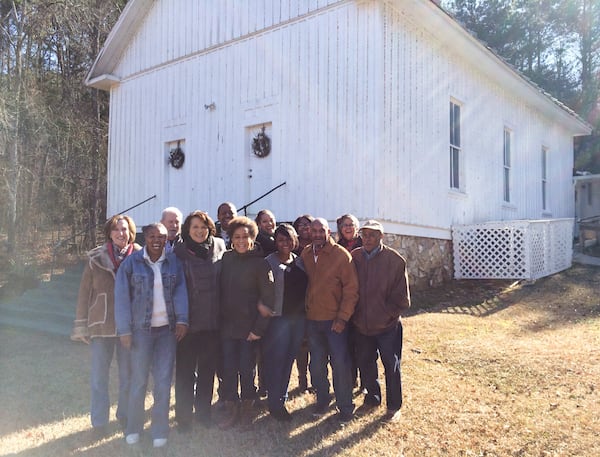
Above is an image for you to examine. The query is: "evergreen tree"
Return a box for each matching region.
[444,0,600,172]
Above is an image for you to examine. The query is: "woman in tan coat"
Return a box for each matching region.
[71,214,140,439]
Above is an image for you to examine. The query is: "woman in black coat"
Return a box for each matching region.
[174,211,226,430]
[218,216,275,429]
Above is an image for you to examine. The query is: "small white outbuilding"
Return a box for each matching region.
[87,0,591,286]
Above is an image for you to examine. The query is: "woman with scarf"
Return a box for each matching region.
[71,214,140,439]
[173,210,226,431]
[336,214,362,252]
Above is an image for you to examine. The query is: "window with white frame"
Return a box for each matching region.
[541,146,548,210]
[503,128,512,203]
[449,101,461,190]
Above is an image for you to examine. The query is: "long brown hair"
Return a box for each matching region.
[104,214,136,244]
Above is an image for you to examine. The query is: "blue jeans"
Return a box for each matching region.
[355,323,403,411]
[126,326,176,439]
[90,337,130,428]
[221,337,258,401]
[307,319,354,415]
[262,315,306,411]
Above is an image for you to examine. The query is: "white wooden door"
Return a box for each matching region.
[165,139,187,209]
[245,123,274,216]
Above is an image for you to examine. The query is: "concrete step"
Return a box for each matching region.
[16,288,79,307]
[0,307,72,337]
[0,262,83,337]
[0,302,73,321]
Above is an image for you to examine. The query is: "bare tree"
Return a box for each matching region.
[0,0,126,261]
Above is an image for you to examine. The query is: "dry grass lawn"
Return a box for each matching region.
[0,264,599,456]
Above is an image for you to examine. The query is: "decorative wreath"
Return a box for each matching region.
[252,126,271,158]
[169,143,185,169]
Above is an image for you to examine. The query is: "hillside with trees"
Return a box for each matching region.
[0,0,126,260]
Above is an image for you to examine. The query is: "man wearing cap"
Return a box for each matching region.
[351,220,410,423]
[301,217,359,422]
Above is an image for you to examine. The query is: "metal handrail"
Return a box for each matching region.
[238,182,287,216]
[50,194,157,278]
[578,214,600,224]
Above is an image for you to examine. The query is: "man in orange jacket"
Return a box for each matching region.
[300,217,359,422]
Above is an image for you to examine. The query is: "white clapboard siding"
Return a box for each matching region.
[114,0,345,79]
[102,0,588,238]
[109,2,375,224]
[379,1,576,231]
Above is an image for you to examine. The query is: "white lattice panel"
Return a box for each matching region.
[452,219,573,280]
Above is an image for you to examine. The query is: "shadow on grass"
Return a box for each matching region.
[281,409,390,457]
[1,331,397,457]
[407,279,516,318]
[1,422,127,457]
[408,264,600,331]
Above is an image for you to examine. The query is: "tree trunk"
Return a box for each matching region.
[6,2,25,254]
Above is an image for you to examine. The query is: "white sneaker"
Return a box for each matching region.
[153,438,168,448]
[125,433,139,444]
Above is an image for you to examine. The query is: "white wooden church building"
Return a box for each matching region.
[87,0,591,286]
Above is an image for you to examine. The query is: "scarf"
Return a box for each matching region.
[185,236,213,259]
[107,242,134,272]
[339,236,362,252]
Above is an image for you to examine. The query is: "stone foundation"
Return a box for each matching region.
[383,233,453,290]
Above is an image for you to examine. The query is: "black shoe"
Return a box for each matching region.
[92,425,108,441]
[257,388,268,400]
[383,409,401,423]
[177,421,192,433]
[311,402,329,418]
[270,407,292,422]
[338,411,354,423]
[364,394,381,407]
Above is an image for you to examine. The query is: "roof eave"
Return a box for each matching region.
[85,0,154,86]
[86,74,121,91]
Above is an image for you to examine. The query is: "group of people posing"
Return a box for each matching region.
[71,203,411,449]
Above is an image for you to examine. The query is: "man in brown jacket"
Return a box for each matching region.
[301,217,359,422]
[351,220,410,423]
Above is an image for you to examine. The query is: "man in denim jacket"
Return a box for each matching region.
[115,223,189,448]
